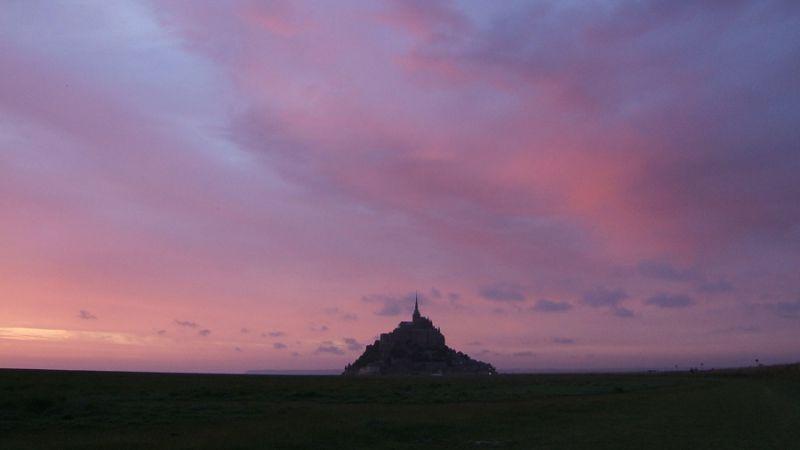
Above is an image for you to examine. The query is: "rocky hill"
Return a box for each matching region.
[343,299,496,376]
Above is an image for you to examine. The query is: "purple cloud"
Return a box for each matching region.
[315,342,344,355]
[697,280,734,293]
[645,293,696,308]
[78,310,97,320]
[324,307,358,321]
[362,292,420,316]
[764,300,800,319]
[612,307,635,318]
[638,260,701,282]
[479,282,526,302]
[583,288,628,308]
[343,338,362,351]
[531,299,572,313]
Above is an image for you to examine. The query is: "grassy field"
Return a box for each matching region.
[1,365,799,449]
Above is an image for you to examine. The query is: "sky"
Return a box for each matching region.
[1,0,799,374]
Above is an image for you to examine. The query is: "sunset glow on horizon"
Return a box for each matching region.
[2,0,799,373]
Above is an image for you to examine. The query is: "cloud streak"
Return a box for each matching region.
[645,293,696,309]
[479,283,526,302]
[315,342,345,355]
[531,299,572,313]
[583,288,628,308]
[78,310,97,320]
[362,293,419,316]
[763,300,800,319]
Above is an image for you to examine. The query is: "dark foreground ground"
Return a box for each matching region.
[1,365,799,449]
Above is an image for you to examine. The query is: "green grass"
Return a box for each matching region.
[1,365,799,449]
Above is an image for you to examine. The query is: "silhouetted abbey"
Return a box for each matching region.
[343,297,496,376]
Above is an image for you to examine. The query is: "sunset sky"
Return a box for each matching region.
[2,0,799,373]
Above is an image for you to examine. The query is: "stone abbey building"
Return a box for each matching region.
[343,297,496,376]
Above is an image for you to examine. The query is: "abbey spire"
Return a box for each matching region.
[412,293,421,321]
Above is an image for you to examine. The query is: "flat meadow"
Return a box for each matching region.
[1,365,799,449]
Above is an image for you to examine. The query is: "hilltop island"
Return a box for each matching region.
[343,297,496,376]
